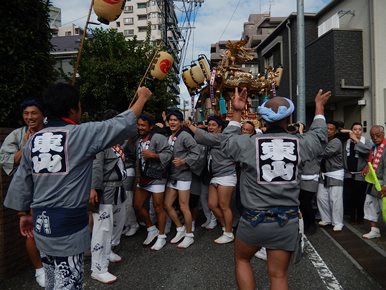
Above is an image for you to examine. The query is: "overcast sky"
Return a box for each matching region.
[51,0,331,104]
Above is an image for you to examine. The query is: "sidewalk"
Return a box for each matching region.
[344,217,386,255]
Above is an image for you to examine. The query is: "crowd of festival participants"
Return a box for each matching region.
[0,82,385,290]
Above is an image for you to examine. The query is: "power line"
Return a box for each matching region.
[218,0,241,41]
[61,14,89,27]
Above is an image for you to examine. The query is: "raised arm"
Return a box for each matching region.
[314,89,331,117]
[130,87,152,118]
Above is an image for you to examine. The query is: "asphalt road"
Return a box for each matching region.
[0,218,384,290]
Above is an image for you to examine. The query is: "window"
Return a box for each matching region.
[65,31,71,36]
[124,5,133,13]
[138,26,147,32]
[149,12,158,19]
[138,15,147,21]
[151,25,158,30]
[124,29,134,37]
[124,17,134,25]
[116,21,120,27]
[137,3,147,9]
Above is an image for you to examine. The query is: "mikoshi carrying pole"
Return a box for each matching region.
[71,0,94,85]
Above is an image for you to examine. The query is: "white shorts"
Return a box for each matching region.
[210,174,237,187]
[363,194,383,222]
[167,180,192,191]
[137,183,166,193]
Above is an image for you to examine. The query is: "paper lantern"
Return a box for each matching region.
[198,55,211,81]
[182,67,199,91]
[190,63,206,86]
[150,51,174,80]
[93,0,126,25]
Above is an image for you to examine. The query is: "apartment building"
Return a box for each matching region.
[111,0,180,49]
[111,0,181,95]
[49,5,61,36]
[255,0,386,128]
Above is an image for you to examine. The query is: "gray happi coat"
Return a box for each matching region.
[221,118,327,209]
[168,130,200,181]
[194,128,236,178]
[4,110,138,257]
[91,145,127,204]
[320,137,344,186]
[343,137,371,181]
[0,126,28,175]
[300,157,323,193]
[135,132,172,185]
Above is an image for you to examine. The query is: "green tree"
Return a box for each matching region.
[0,0,55,127]
[77,27,179,121]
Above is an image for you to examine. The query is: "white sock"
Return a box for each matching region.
[35,267,44,276]
[147,225,157,232]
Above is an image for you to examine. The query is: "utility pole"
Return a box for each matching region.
[164,0,168,49]
[296,0,306,123]
[181,99,190,120]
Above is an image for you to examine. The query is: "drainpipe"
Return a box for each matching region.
[368,0,375,126]
[286,20,293,104]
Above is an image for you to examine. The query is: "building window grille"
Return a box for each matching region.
[124,5,133,13]
[124,17,134,25]
[124,29,134,36]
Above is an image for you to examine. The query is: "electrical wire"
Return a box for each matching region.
[217,0,241,41]
[60,14,89,27]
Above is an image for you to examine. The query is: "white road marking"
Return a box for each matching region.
[304,236,344,290]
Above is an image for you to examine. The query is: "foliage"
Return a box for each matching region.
[0,0,56,127]
[77,27,179,121]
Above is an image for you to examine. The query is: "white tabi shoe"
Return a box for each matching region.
[254,247,267,261]
[109,251,122,263]
[333,224,343,232]
[143,226,159,245]
[177,233,194,249]
[35,268,46,287]
[151,234,167,251]
[214,232,234,244]
[362,227,381,239]
[91,272,117,284]
[125,223,140,237]
[201,218,210,228]
[170,226,186,244]
[318,220,330,227]
[205,213,217,230]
